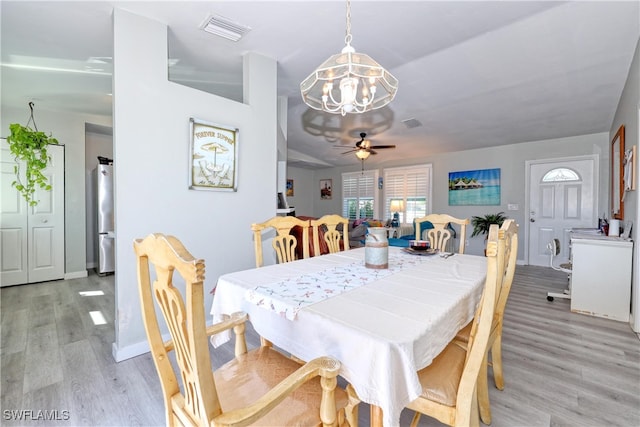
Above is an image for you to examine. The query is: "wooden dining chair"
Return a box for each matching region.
[310,215,350,255]
[414,214,470,254]
[251,216,310,267]
[453,218,519,424]
[134,233,359,427]
[405,223,504,427]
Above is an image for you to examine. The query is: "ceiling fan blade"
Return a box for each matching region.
[370,145,396,149]
[369,149,378,155]
[342,149,358,154]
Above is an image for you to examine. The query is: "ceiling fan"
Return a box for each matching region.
[339,132,396,157]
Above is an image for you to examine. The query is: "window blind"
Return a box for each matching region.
[383,164,432,223]
[342,170,378,219]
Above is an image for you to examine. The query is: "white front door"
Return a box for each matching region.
[527,156,598,266]
[0,141,65,286]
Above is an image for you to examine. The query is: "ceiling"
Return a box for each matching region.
[2,1,639,169]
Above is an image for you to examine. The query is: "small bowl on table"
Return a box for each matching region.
[409,240,431,251]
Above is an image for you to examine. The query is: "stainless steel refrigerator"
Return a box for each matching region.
[94,158,115,275]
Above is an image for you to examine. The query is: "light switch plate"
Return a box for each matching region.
[508,203,519,211]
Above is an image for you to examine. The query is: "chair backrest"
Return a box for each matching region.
[414,214,470,253]
[494,219,519,330]
[251,216,310,267]
[455,224,502,424]
[134,233,222,426]
[310,214,350,255]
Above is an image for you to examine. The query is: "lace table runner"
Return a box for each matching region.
[246,251,432,320]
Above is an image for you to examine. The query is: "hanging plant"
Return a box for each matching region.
[6,102,59,206]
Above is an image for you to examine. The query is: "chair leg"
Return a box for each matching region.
[345,384,360,427]
[409,411,421,427]
[470,388,481,427]
[492,335,504,391]
[477,353,492,425]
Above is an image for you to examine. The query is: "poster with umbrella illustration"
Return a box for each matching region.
[189,118,238,191]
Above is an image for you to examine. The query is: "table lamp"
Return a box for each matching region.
[389,200,404,227]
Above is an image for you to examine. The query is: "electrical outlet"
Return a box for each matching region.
[508,204,519,211]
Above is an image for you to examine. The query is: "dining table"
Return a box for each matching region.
[210,246,487,427]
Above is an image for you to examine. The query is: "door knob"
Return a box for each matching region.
[530,218,535,222]
[42,219,48,223]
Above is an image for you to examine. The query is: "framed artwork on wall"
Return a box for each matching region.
[286,179,294,196]
[448,168,501,206]
[189,118,238,191]
[320,179,332,200]
[611,125,625,219]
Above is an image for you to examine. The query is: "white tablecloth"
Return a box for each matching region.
[210,247,487,427]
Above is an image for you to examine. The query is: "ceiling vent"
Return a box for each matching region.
[402,118,423,129]
[200,14,251,42]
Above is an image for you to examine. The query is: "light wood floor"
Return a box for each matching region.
[1,265,639,426]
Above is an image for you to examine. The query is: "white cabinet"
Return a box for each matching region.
[570,234,632,322]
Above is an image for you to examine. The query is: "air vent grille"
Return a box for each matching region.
[402,118,423,129]
[200,14,251,42]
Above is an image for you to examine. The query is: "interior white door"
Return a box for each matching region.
[527,156,597,267]
[1,142,28,285]
[0,141,65,286]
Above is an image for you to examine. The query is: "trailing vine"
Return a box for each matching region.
[6,103,59,206]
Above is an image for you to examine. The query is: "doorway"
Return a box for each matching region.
[1,142,65,286]
[526,155,598,266]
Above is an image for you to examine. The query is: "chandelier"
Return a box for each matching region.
[300,0,398,116]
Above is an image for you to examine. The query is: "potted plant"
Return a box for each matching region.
[6,122,59,206]
[471,212,507,238]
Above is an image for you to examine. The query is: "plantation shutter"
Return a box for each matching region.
[342,170,378,219]
[383,165,432,223]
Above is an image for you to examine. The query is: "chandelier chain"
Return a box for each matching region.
[344,0,352,45]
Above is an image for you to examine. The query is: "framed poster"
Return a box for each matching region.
[286,179,294,196]
[611,125,625,219]
[320,179,332,199]
[189,118,238,191]
[448,168,501,206]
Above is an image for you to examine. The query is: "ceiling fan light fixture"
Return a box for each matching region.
[300,0,398,116]
[355,149,370,160]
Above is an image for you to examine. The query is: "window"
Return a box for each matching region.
[383,164,432,224]
[542,168,580,182]
[342,170,379,220]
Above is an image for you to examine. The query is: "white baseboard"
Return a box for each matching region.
[64,270,88,280]
[111,321,214,362]
[112,340,151,362]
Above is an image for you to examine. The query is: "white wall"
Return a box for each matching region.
[111,9,277,360]
[0,105,112,277]
[612,39,639,243]
[611,38,639,330]
[295,132,610,258]
[285,166,315,216]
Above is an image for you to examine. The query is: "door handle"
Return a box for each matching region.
[530,218,535,222]
[42,219,48,223]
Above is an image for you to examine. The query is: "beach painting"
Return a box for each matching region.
[448,168,501,206]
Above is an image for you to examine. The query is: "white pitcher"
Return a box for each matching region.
[365,227,389,269]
